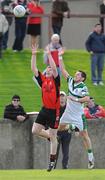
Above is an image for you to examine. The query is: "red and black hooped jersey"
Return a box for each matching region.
[35,71,60,110]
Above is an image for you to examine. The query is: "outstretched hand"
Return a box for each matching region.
[32,44,39,55]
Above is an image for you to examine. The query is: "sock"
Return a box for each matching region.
[87,149,94,161]
[50,154,56,162]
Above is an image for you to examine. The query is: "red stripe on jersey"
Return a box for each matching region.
[42,78,59,109]
[37,72,60,109]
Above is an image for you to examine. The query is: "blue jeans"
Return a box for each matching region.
[91,53,105,83]
[12,20,26,51]
[2,30,9,50]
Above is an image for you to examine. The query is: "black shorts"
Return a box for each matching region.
[27,24,41,36]
[35,107,59,129]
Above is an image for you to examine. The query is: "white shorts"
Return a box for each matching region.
[60,109,83,131]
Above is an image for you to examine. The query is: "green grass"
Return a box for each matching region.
[0,49,105,117]
[0,169,105,180]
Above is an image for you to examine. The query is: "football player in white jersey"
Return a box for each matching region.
[58,59,94,169]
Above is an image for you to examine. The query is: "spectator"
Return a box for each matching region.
[85,23,105,86]
[31,45,60,172]
[84,96,105,119]
[27,0,44,47]
[0,7,8,59]
[100,0,105,33]
[12,0,27,52]
[55,91,72,169]
[1,0,13,50]
[4,95,29,122]
[51,0,70,44]
[43,34,64,76]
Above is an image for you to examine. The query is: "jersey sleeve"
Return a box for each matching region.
[54,74,60,86]
[81,86,89,97]
[35,71,45,88]
[67,76,72,83]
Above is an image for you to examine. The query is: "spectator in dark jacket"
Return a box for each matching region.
[85,23,105,86]
[51,0,70,44]
[4,95,29,122]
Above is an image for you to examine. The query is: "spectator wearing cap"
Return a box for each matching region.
[55,91,72,169]
[3,95,29,122]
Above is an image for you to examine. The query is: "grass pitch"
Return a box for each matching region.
[0,49,105,117]
[0,169,105,180]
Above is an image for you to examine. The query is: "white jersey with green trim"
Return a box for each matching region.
[60,76,89,131]
[67,76,89,113]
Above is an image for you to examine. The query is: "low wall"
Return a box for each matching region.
[0,115,105,169]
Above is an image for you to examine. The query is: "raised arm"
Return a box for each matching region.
[45,46,58,78]
[31,45,38,77]
[59,58,69,79]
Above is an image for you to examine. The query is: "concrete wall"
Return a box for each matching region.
[0,115,105,169]
[8,0,102,49]
[0,119,33,169]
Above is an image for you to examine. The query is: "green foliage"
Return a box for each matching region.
[0,49,105,117]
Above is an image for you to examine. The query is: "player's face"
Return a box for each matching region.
[74,71,84,83]
[46,66,53,77]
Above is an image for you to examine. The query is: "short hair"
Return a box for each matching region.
[12,95,20,100]
[51,34,60,41]
[94,23,101,27]
[79,70,87,82]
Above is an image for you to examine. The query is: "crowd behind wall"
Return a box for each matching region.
[1,0,104,50]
